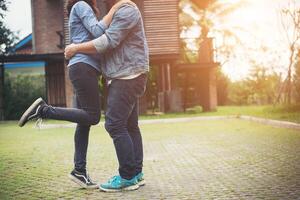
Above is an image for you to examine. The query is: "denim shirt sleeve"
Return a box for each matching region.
[92,5,139,53]
[74,1,107,38]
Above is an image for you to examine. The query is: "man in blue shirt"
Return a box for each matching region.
[65,1,149,192]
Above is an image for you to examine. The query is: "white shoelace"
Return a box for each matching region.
[35,118,43,129]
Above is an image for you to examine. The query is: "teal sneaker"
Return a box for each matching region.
[135,172,145,186]
[99,175,139,192]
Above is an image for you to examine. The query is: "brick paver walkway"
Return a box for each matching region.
[0,119,299,199]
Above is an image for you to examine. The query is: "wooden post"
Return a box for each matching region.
[199,67,217,112]
[198,37,218,111]
[183,71,189,112]
[166,63,171,92]
[157,64,166,112]
[165,63,183,112]
[45,60,68,107]
[64,62,73,107]
[170,62,177,90]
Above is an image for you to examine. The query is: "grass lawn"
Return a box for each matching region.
[2,105,299,125]
[0,119,299,199]
[141,104,300,123]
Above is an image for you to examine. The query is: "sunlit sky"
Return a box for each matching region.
[4,0,32,38]
[217,0,292,80]
[182,0,297,80]
[3,0,297,81]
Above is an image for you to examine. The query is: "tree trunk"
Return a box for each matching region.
[0,63,4,120]
[286,45,295,105]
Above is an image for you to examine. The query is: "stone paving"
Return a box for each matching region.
[0,119,299,199]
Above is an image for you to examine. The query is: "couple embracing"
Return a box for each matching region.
[18,0,149,192]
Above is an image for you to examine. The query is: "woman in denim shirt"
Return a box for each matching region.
[18,0,134,189]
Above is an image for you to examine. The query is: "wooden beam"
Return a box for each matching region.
[0,53,64,63]
[177,63,219,71]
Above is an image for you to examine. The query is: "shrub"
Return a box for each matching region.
[4,73,46,120]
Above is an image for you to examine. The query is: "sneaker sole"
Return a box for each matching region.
[18,97,43,127]
[99,184,139,192]
[138,180,146,186]
[68,174,99,189]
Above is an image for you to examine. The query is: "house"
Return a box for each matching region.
[4,34,45,76]
[1,0,218,117]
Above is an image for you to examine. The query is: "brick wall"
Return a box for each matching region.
[31,0,64,54]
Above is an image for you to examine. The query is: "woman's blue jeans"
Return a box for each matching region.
[42,62,101,171]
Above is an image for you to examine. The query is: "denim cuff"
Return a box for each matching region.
[93,34,109,53]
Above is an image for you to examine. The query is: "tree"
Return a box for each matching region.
[179,0,247,105]
[246,64,281,105]
[0,0,18,54]
[179,0,254,80]
[228,80,250,105]
[4,73,46,120]
[294,54,300,102]
[216,68,230,105]
[228,68,281,106]
[277,0,300,104]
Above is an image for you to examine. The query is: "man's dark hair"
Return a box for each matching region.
[104,0,117,10]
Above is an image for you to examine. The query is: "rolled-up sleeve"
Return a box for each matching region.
[92,5,140,53]
[93,34,110,53]
[74,1,107,38]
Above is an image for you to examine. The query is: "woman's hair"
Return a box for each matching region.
[105,0,117,10]
[67,0,100,17]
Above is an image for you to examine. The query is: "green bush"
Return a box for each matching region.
[4,73,46,120]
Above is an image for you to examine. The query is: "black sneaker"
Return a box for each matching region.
[68,169,98,189]
[18,97,47,127]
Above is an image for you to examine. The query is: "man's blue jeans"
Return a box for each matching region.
[105,74,147,180]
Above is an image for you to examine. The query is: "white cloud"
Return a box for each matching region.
[4,0,32,39]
